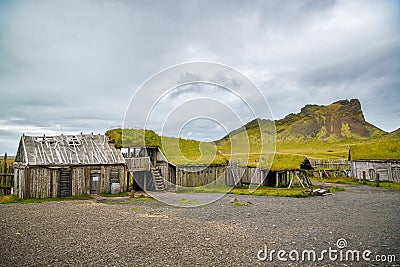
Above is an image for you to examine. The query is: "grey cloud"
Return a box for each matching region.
[0,0,399,153]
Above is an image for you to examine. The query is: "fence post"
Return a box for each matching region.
[1,152,6,174]
[375,173,380,187]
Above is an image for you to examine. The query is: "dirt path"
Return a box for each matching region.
[1,186,399,266]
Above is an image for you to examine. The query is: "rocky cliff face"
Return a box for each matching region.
[217,99,386,146]
[275,99,385,141]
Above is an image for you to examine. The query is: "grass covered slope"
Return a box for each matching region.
[106,128,228,165]
[350,138,400,160]
[216,118,276,154]
[216,99,394,162]
[106,99,398,169]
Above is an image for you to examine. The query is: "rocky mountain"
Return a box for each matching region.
[216,99,387,147]
[275,99,386,141]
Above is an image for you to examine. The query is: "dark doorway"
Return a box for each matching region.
[133,171,154,191]
[369,169,376,181]
[59,170,72,197]
[146,148,157,167]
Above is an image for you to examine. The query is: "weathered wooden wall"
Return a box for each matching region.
[123,147,294,189]
[13,164,125,199]
[125,157,150,171]
[175,165,228,187]
[351,160,400,181]
[164,164,285,187]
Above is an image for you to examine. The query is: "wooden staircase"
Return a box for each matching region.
[151,167,166,191]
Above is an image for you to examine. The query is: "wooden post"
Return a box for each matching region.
[126,171,130,192]
[288,171,294,188]
[362,171,366,184]
[144,172,147,191]
[3,152,7,174]
[375,173,380,187]
[275,172,279,187]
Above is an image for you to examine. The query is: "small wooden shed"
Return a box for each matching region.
[349,141,400,181]
[350,160,400,181]
[13,134,126,199]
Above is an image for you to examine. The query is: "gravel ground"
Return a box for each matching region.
[0,185,399,266]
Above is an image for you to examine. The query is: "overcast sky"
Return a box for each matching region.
[0,0,399,154]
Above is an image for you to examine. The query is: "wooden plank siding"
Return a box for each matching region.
[125,157,151,171]
[13,165,125,199]
[351,160,400,181]
[167,164,287,188]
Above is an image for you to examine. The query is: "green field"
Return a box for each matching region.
[107,127,400,170]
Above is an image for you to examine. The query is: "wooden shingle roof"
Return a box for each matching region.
[15,134,125,166]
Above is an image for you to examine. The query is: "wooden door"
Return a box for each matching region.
[90,173,100,194]
[59,170,72,197]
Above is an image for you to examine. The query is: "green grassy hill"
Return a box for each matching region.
[215,99,398,165]
[106,99,399,170]
[216,118,276,154]
[350,138,400,160]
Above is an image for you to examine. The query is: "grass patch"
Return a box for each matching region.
[233,202,246,206]
[176,198,196,206]
[327,186,346,193]
[178,184,313,198]
[0,194,92,204]
[177,184,233,194]
[359,181,400,190]
[230,186,311,198]
[98,192,130,197]
[314,177,400,190]
[129,195,153,203]
[318,177,360,185]
[131,207,139,211]
[379,182,400,190]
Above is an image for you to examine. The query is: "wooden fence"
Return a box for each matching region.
[0,153,14,195]
[311,159,350,170]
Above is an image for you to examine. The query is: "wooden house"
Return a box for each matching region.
[350,160,400,181]
[349,145,400,181]
[13,134,126,199]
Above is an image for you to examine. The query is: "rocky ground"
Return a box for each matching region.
[0,185,399,266]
